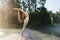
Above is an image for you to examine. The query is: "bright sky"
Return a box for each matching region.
[45,0,60,13]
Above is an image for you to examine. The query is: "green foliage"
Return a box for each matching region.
[28,7,52,29]
[40,0,46,6]
[39,6,51,25]
[31,0,36,3]
[56,12,60,23]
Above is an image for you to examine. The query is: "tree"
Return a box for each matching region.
[0,0,19,28]
[39,6,51,25]
[16,0,46,13]
[40,0,46,7]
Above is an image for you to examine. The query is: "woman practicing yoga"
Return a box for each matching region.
[13,8,29,38]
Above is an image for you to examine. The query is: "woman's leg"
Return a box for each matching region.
[21,17,29,37]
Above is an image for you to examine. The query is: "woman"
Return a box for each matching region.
[13,8,29,37]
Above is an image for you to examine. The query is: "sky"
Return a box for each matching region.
[45,0,60,13]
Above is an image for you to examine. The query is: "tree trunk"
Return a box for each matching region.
[0,0,19,28]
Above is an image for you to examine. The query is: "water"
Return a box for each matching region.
[38,25,60,37]
[49,26,60,33]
